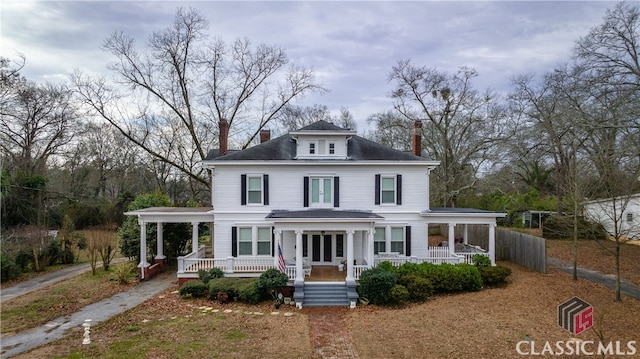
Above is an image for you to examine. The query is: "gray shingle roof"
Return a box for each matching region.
[205,120,432,161]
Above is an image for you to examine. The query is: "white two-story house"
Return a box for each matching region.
[127,120,504,307]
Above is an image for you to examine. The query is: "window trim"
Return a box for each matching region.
[310,176,333,207]
[236,226,273,257]
[246,175,263,205]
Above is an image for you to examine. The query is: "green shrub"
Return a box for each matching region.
[198,268,224,285]
[257,268,288,297]
[420,263,482,293]
[471,254,491,267]
[479,265,512,286]
[397,274,433,302]
[208,277,261,303]
[179,280,209,298]
[358,267,396,305]
[390,284,410,305]
[1,254,21,282]
[237,278,261,304]
[376,261,397,273]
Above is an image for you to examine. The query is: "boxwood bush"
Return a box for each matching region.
[179,279,208,298]
[358,266,396,305]
[390,284,410,305]
[208,277,261,303]
[479,265,512,286]
[397,274,433,302]
[198,268,224,285]
[257,268,289,298]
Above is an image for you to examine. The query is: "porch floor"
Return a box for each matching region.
[306,265,346,282]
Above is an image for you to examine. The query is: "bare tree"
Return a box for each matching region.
[381,61,511,207]
[1,61,79,176]
[73,7,324,193]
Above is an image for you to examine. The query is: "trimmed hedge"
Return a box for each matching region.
[358,266,397,305]
[390,284,410,305]
[198,268,224,285]
[257,268,289,298]
[479,265,512,286]
[208,277,261,304]
[179,280,208,298]
[397,274,433,302]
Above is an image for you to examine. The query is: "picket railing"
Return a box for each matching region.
[178,255,276,274]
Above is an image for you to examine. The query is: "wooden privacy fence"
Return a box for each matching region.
[438,224,546,273]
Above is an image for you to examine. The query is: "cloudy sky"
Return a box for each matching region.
[1,1,618,130]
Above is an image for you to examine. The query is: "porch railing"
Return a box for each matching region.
[178,255,276,274]
[353,265,369,280]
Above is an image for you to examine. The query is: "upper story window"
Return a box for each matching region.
[627,212,634,222]
[241,174,269,205]
[304,176,339,208]
[381,176,396,204]
[329,143,335,154]
[309,143,316,154]
[375,174,402,205]
[311,177,333,206]
[247,176,262,204]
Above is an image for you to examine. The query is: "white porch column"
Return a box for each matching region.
[448,223,456,255]
[155,222,165,260]
[191,222,199,254]
[137,218,150,273]
[368,229,375,267]
[489,224,496,265]
[273,230,282,268]
[295,230,304,283]
[463,224,469,245]
[346,230,355,282]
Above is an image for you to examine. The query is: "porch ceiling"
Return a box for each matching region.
[125,207,214,223]
[421,207,506,225]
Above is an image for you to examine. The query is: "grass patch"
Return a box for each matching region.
[0,261,138,335]
[225,330,247,340]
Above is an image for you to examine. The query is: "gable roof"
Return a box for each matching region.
[205,120,434,162]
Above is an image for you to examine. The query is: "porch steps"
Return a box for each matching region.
[302,282,352,307]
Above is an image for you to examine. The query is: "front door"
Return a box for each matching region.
[309,233,344,264]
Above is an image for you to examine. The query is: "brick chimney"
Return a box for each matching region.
[260,129,271,143]
[412,120,422,156]
[219,119,229,156]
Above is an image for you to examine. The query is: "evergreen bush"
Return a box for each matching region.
[358,266,397,305]
[179,280,209,298]
[479,265,512,286]
[390,284,410,305]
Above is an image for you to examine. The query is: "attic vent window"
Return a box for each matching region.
[309,143,315,154]
[329,143,335,154]
[627,212,634,222]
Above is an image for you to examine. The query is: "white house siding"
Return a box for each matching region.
[583,194,640,240]
[211,163,432,259]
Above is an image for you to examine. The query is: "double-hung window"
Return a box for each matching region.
[247,176,262,204]
[257,227,272,256]
[238,228,253,256]
[241,174,269,205]
[381,177,396,204]
[374,227,386,254]
[375,174,402,205]
[235,226,272,256]
[390,227,405,254]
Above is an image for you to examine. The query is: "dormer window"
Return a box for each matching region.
[329,143,335,154]
[309,143,316,154]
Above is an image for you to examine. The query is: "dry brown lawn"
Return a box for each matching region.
[16,262,640,359]
[546,238,640,286]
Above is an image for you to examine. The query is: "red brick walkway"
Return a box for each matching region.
[306,307,359,359]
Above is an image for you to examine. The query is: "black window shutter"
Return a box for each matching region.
[374,174,381,205]
[231,226,238,257]
[303,176,309,207]
[396,174,402,205]
[405,226,411,256]
[271,226,275,256]
[240,175,247,205]
[334,176,340,208]
[263,174,269,205]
